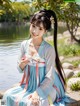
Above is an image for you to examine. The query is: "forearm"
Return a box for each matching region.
[17,60,28,73]
[19,62,27,70]
[17,56,30,72]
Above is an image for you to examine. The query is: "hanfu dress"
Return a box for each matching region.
[3,39,70,106]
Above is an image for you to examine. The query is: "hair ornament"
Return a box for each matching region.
[50,16,54,29]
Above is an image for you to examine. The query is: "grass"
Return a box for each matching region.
[48,37,80,91]
[48,36,80,91]
[58,41,80,57]
[70,72,80,91]
[77,72,80,77]
[70,81,80,91]
[57,39,80,67]
[48,37,80,70]
[70,60,80,67]
[49,38,80,57]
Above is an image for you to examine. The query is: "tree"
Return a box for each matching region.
[60,2,80,43]
[0,1,31,22]
[32,0,80,43]
[0,0,12,16]
[11,2,31,22]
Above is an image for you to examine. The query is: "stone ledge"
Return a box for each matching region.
[66,87,80,106]
[66,101,80,106]
[0,87,80,106]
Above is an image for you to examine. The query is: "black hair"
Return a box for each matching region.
[30,11,51,30]
[30,9,66,88]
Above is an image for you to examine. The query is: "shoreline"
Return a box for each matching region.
[0,21,66,28]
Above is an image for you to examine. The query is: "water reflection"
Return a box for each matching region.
[0,24,30,91]
[0,25,30,43]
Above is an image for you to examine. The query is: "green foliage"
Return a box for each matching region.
[60,3,80,43]
[49,39,80,57]
[35,0,80,43]
[70,60,80,67]
[0,1,31,22]
[77,72,80,77]
[70,81,80,91]
[11,2,31,20]
[58,43,80,56]
[0,0,12,16]
[70,72,80,91]
[0,10,5,15]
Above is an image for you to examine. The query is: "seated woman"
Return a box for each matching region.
[3,9,70,106]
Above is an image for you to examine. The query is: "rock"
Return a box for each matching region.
[77,27,80,31]
[44,36,53,41]
[62,63,74,69]
[63,31,71,37]
[64,69,74,79]
[0,99,1,106]
[67,78,80,87]
[57,34,63,39]
[58,34,62,37]
[78,64,80,68]
[73,70,80,77]
[59,56,64,61]
[76,31,80,35]
[0,91,5,99]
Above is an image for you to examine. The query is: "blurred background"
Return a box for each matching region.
[0,0,80,91]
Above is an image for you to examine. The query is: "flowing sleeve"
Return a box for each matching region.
[36,45,56,98]
[17,40,27,73]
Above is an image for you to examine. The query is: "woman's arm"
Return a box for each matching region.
[36,46,56,98]
[19,56,29,70]
[17,40,29,73]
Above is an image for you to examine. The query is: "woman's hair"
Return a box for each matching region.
[30,9,66,88]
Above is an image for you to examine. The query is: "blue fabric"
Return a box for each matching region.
[3,66,46,106]
[3,67,71,106]
[3,40,71,106]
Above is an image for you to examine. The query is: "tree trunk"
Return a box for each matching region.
[66,20,80,43]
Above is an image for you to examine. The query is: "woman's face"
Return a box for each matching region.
[30,22,46,39]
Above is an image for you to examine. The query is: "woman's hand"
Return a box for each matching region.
[28,91,40,106]
[19,55,30,70]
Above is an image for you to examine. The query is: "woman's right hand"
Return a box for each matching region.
[19,55,30,70]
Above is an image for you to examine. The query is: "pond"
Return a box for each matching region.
[0,23,67,91]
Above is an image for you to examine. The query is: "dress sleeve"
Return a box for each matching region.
[36,46,56,98]
[17,40,27,73]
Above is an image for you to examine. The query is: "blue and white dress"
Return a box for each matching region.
[3,39,70,106]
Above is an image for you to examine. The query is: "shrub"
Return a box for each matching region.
[70,81,80,91]
[70,60,80,67]
[77,72,80,77]
[49,40,80,57]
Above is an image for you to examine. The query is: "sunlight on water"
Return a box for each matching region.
[0,41,23,90]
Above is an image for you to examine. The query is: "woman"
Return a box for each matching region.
[3,9,69,106]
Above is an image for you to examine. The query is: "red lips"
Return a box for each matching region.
[32,33,38,36]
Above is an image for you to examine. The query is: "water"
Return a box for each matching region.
[0,42,22,90]
[0,25,30,91]
[0,23,67,91]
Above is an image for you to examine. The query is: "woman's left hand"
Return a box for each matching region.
[28,91,40,106]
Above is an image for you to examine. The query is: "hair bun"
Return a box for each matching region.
[39,9,51,19]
